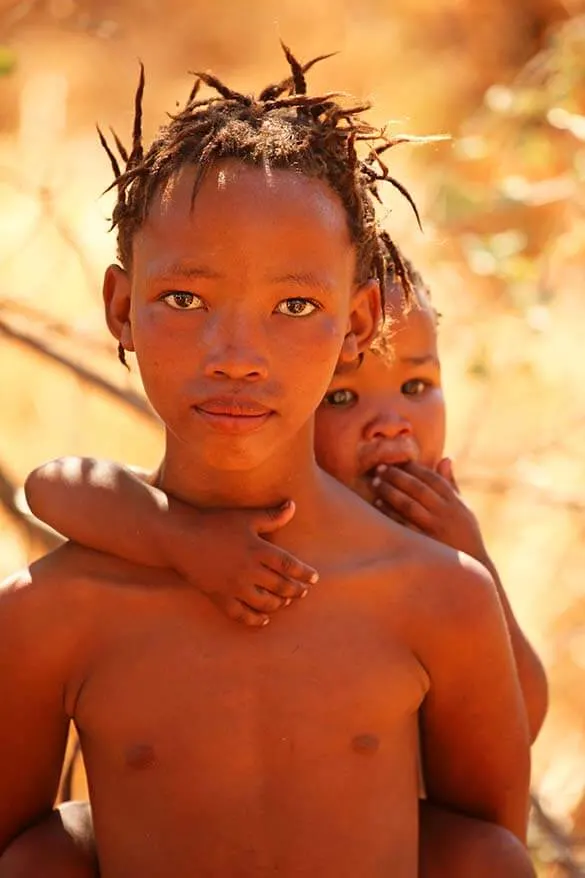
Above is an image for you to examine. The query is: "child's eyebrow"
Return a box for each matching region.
[268,271,334,295]
[400,354,440,367]
[150,263,222,280]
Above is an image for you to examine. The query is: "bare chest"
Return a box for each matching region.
[72,585,425,876]
[75,587,425,764]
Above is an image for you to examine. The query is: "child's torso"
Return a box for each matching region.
[71,551,428,878]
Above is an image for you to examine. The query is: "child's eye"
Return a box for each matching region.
[275,298,319,318]
[322,388,357,407]
[161,291,204,310]
[401,379,428,396]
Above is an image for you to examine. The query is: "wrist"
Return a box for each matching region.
[155,496,204,580]
[147,493,184,569]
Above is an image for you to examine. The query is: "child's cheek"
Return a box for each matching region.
[418,397,446,470]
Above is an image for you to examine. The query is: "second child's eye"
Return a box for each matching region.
[401,379,428,396]
[161,291,204,311]
[322,388,357,407]
[275,298,319,318]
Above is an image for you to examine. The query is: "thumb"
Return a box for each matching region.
[438,457,459,493]
[254,499,296,535]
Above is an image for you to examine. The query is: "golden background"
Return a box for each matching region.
[1,0,584,872]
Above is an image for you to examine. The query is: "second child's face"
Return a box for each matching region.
[314,292,446,504]
[112,160,368,472]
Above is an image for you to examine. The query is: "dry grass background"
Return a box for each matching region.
[1,0,584,872]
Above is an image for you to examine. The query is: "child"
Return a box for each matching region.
[20,253,544,878]
[315,256,548,742]
[24,254,548,743]
[0,50,532,878]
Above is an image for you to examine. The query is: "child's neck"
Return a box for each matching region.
[155,424,323,512]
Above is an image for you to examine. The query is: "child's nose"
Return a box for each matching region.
[204,347,268,381]
[364,411,412,441]
[202,314,269,381]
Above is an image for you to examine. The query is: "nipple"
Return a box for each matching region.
[125,743,157,770]
[350,733,380,755]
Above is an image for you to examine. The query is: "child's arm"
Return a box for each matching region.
[0,569,71,859]
[25,457,318,628]
[415,555,531,842]
[371,459,548,741]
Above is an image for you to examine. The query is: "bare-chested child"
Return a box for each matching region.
[0,51,533,878]
[11,252,544,878]
[23,257,548,746]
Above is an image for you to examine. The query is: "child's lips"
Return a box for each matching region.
[193,396,274,434]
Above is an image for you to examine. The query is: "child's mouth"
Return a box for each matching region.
[194,397,274,435]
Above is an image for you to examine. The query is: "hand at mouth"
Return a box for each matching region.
[360,448,417,481]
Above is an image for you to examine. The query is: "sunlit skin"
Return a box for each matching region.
[0,162,532,878]
[315,286,547,745]
[315,288,445,506]
[115,161,358,496]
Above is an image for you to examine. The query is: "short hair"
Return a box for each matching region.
[98,45,426,312]
[370,239,437,361]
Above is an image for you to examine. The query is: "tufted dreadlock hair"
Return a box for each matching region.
[97,44,433,366]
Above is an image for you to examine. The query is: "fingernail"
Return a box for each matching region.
[301,589,309,599]
[284,598,292,608]
[376,464,387,474]
[261,618,270,626]
[372,477,381,487]
[310,572,319,584]
[374,498,383,508]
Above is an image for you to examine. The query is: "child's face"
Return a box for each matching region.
[314,290,446,504]
[108,159,371,472]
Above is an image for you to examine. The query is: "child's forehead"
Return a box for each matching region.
[153,160,341,216]
[132,159,359,286]
[141,159,356,251]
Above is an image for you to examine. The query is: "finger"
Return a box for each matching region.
[373,498,409,527]
[256,567,310,600]
[437,457,460,493]
[373,465,444,512]
[371,479,434,530]
[240,584,290,614]
[254,499,296,534]
[398,462,456,501]
[214,595,270,628]
[259,545,319,586]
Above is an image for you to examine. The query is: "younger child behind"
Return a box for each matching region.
[315,253,548,742]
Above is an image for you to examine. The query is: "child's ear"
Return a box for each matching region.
[103,264,134,354]
[339,279,381,366]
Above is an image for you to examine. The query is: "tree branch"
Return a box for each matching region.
[0,315,156,421]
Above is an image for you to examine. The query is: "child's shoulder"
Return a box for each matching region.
[0,545,95,683]
[0,543,95,621]
[0,542,142,636]
[325,477,497,624]
[376,526,501,660]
